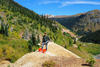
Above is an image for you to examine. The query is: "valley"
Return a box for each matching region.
[0,0,100,67]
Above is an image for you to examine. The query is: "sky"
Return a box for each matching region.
[14,0,100,16]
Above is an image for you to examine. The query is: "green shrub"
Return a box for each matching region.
[42,60,55,67]
[77,44,82,50]
[86,56,96,67]
[8,65,10,67]
[0,48,3,57]
[32,45,39,52]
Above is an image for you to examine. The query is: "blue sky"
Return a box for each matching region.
[14,0,100,15]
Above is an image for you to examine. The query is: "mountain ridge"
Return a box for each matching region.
[50,9,100,35]
[50,9,100,18]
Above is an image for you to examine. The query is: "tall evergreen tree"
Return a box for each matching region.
[0,22,5,34]
[28,33,37,51]
[5,24,9,36]
[0,22,9,36]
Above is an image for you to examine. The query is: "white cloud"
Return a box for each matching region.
[39,0,100,8]
[39,1,60,5]
[61,1,100,7]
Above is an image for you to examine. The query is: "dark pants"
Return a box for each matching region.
[42,41,48,50]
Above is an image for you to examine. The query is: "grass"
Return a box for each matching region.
[80,43,100,55]
[0,34,29,62]
[67,46,90,59]
[71,41,100,57]
[67,41,100,59]
[0,33,40,62]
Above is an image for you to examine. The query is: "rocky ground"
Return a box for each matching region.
[0,42,100,67]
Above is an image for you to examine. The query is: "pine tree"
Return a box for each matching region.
[31,33,37,46]
[37,35,40,44]
[28,33,37,51]
[0,22,9,36]
[5,24,9,36]
[0,22,5,34]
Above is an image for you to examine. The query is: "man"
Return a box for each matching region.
[42,32,50,51]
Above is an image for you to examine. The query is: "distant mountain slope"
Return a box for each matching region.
[50,10,100,35]
[80,30,100,44]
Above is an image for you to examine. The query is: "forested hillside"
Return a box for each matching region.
[80,30,100,44]
[50,10,100,35]
[0,0,73,62]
